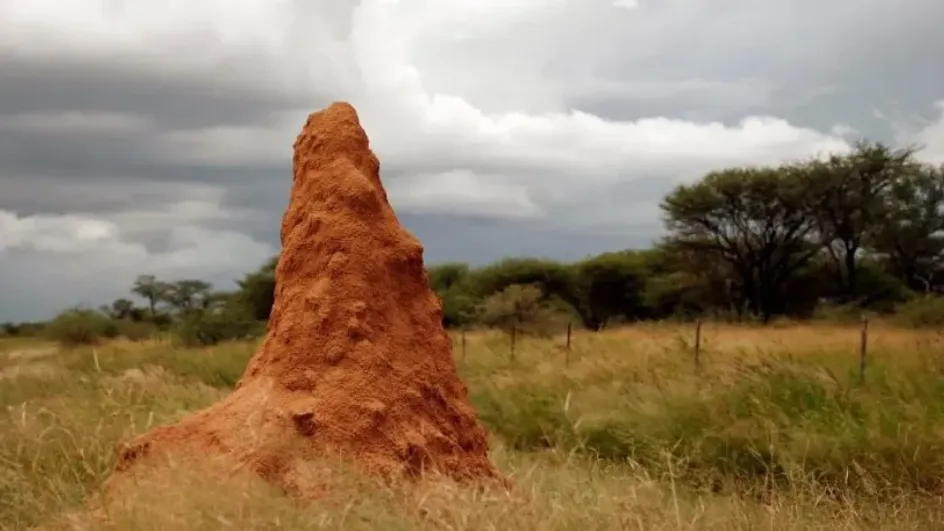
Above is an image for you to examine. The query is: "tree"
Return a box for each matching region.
[1,322,19,336]
[204,291,237,311]
[643,240,742,319]
[427,263,470,293]
[573,251,647,329]
[164,280,214,313]
[44,307,118,346]
[808,141,920,300]
[464,258,581,311]
[427,263,477,327]
[476,284,575,336]
[869,163,944,293]
[234,255,279,321]
[131,275,169,316]
[661,165,820,322]
[102,298,143,321]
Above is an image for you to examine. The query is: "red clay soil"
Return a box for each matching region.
[110,102,504,495]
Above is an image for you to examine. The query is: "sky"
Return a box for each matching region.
[2,0,944,321]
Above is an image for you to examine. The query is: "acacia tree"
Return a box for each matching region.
[164,280,214,313]
[475,284,573,336]
[234,255,279,320]
[869,163,944,293]
[131,275,169,316]
[103,298,139,320]
[427,263,476,327]
[573,251,648,329]
[464,258,581,311]
[648,240,743,319]
[661,165,820,322]
[808,141,920,300]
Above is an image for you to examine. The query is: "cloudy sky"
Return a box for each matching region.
[2,0,944,321]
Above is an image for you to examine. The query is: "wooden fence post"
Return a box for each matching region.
[859,317,869,384]
[461,328,467,362]
[565,322,572,367]
[694,319,703,372]
[510,325,517,362]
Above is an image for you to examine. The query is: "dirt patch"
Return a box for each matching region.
[109,102,505,497]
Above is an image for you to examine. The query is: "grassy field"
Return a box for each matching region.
[2,322,944,529]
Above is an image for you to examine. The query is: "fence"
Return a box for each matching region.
[454,317,875,383]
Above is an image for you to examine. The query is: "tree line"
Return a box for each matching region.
[4,139,944,344]
[431,140,944,330]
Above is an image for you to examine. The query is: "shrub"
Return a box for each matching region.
[173,309,265,347]
[476,284,576,337]
[893,295,944,328]
[1,322,19,337]
[812,303,873,324]
[44,308,117,347]
[15,322,46,337]
[438,288,478,328]
[113,319,159,341]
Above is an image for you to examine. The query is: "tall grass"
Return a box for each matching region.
[2,323,944,529]
[462,324,944,495]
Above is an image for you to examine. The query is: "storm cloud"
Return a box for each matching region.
[1,0,944,320]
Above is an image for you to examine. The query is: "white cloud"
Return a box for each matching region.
[0,211,121,253]
[389,169,544,218]
[909,101,944,165]
[613,0,640,10]
[157,123,292,167]
[131,0,857,224]
[0,0,291,56]
[0,207,273,271]
[0,201,275,319]
[566,77,775,108]
[1,0,860,194]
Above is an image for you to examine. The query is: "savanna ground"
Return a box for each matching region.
[3,322,944,530]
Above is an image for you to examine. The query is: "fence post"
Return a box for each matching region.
[859,317,869,384]
[694,319,703,372]
[510,325,516,362]
[461,328,467,362]
[565,322,572,367]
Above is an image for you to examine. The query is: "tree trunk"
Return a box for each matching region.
[844,245,858,298]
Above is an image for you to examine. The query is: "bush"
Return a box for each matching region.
[438,288,478,328]
[44,308,117,347]
[113,319,159,341]
[812,303,873,324]
[476,284,576,337]
[15,322,46,337]
[893,295,944,328]
[173,309,265,347]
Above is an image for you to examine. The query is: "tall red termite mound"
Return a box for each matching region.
[111,102,503,494]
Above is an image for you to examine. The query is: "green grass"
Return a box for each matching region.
[3,323,944,529]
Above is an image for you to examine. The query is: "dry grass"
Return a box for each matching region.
[2,322,944,530]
